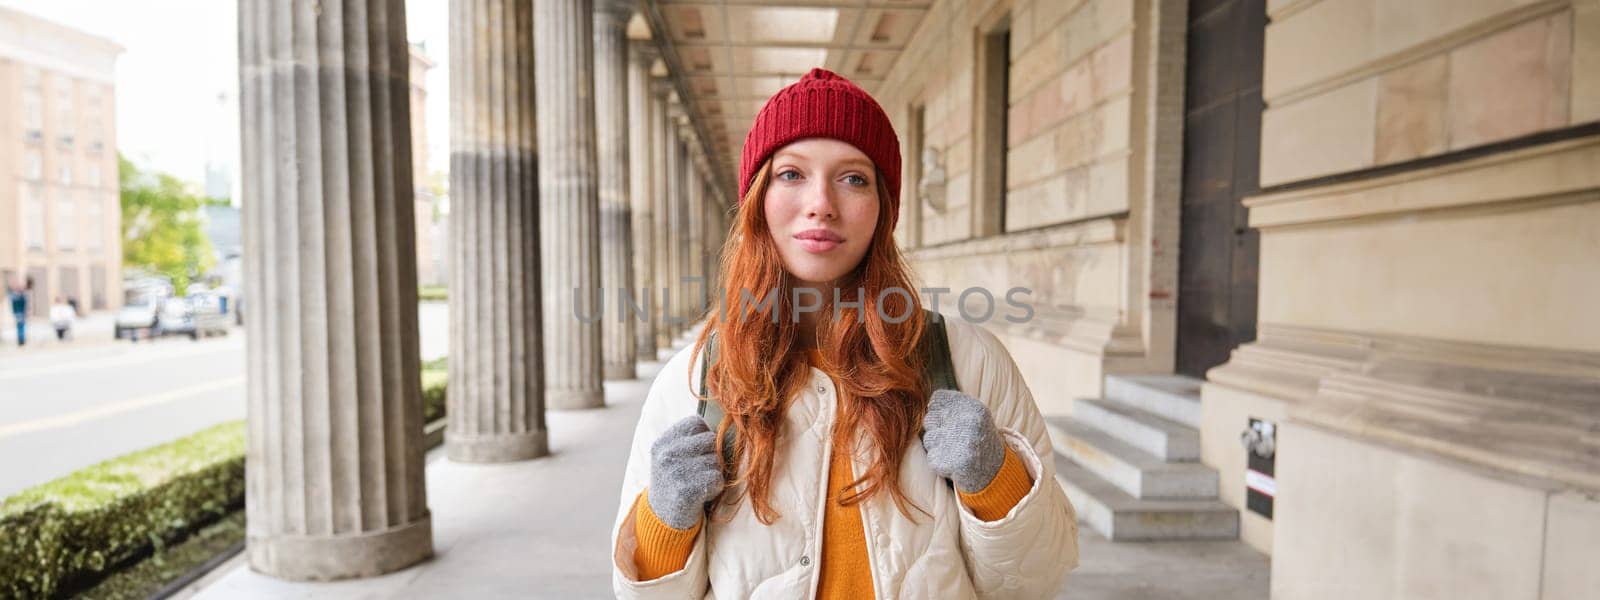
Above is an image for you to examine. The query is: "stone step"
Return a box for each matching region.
[1055,453,1240,541]
[1104,374,1204,429]
[1074,397,1200,461]
[1046,416,1219,500]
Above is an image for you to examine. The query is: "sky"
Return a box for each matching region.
[0,0,451,198]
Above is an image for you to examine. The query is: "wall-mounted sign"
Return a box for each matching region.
[1241,417,1276,519]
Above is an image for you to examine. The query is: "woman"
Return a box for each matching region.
[611,68,1078,599]
[50,296,75,341]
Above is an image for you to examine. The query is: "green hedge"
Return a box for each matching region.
[0,422,246,598]
[79,511,245,600]
[1,371,453,598]
[422,366,448,423]
[417,285,448,302]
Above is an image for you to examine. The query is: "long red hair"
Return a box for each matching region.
[690,160,930,524]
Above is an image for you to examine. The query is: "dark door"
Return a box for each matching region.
[26,266,48,319]
[59,266,79,305]
[91,265,107,310]
[1176,0,1265,378]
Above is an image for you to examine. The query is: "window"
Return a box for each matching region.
[87,88,107,153]
[87,117,104,154]
[25,151,43,181]
[22,89,44,142]
[23,186,46,251]
[86,163,101,189]
[57,191,77,251]
[972,10,1011,237]
[58,159,73,186]
[904,103,926,248]
[85,195,104,252]
[55,80,74,147]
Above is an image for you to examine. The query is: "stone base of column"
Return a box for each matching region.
[547,388,604,410]
[446,430,548,463]
[604,362,636,380]
[247,515,433,581]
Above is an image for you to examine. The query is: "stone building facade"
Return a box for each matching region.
[0,6,123,315]
[409,42,446,288]
[234,0,1596,596]
[876,0,1598,598]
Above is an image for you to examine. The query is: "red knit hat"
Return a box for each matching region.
[739,68,901,227]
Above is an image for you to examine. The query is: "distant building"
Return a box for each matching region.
[0,6,124,315]
[203,92,234,203]
[202,203,241,293]
[409,42,444,287]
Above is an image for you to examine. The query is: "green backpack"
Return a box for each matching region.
[696,308,959,468]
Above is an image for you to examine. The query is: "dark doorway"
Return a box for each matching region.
[91,265,107,310]
[1176,0,1265,378]
[26,266,48,319]
[59,266,79,306]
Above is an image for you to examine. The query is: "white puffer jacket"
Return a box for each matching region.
[611,315,1080,599]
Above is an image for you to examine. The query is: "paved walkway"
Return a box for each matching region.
[0,312,121,355]
[185,332,1270,599]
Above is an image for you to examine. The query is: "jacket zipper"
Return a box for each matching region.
[851,430,883,600]
[806,370,833,600]
[808,370,884,600]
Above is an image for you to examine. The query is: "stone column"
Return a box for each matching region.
[446,0,545,462]
[650,83,674,350]
[673,120,694,329]
[718,189,730,273]
[687,162,705,319]
[702,181,720,296]
[594,0,635,380]
[709,189,725,291]
[663,101,684,336]
[628,44,658,362]
[536,0,604,410]
[238,0,431,579]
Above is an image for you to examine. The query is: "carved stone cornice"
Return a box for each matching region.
[1209,322,1600,493]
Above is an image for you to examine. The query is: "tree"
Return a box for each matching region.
[120,155,215,294]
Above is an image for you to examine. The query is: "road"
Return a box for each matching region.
[0,333,246,499]
[0,301,450,499]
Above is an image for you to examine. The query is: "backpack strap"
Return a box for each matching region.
[917,309,959,392]
[697,333,738,471]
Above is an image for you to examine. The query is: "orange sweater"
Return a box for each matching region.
[630,362,1034,593]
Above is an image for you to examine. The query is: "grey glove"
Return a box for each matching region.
[647,416,726,530]
[921,389,1006,494]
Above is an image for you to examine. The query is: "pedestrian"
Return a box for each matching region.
[50,296,74,341]
[7,277,29,347]
[611,68,1079,599]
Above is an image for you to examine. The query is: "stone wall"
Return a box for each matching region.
[881,0,1187,410]
[1201,0,1600,594]
[1259,0,1598,186]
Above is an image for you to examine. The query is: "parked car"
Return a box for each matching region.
[114,294,162,341]
[154,297,195,339]
[189,293,231,338]
[155,295,230,340]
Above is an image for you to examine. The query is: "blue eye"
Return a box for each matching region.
[845,174,868,186]
[776,170,801,181]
